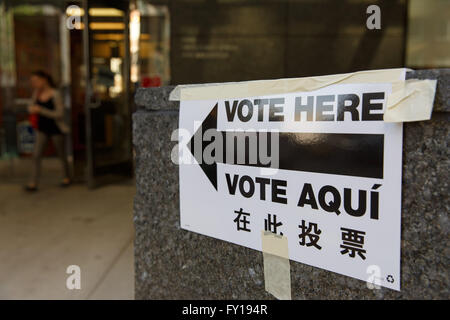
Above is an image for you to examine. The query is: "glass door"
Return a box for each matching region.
[82,0,133,188]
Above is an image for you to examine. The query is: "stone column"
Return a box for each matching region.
[133,69,449,299]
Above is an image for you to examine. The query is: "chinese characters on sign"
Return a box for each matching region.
[234,209,367,259]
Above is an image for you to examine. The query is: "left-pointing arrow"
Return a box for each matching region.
[187,104,384,191]
[187,103,220,190]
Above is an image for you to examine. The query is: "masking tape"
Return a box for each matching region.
[261,231,291,300]
[384,79,437,122]
[170,68,407,101]
[171,68,437,123]
[169,82,234,101]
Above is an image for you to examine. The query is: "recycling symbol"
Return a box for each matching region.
[386,275,394,283]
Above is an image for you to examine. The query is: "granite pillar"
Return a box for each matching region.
[133,69,449,299]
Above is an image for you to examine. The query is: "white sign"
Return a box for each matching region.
[178,81,403,291]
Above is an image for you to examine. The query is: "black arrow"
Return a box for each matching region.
[188,104,384,190]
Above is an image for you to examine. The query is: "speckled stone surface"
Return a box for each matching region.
[406,69,449,112]
[133,71,449,299]
[135,86,178,111]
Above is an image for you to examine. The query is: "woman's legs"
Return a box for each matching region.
[51,134,70,182]
[29,131,48,187]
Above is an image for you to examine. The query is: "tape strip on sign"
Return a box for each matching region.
[384,79,437,122]
[170,68,407,101]
[261,231,291,300]
[169,82,237,101]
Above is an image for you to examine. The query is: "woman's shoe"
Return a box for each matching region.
[60,178,71,188]
[24,184,38,192]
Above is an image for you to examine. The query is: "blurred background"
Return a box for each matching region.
[0,0,448,299]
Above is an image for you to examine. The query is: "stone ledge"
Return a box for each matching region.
[134,69,449,113]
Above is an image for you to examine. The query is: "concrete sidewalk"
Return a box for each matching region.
[0,163,135,299]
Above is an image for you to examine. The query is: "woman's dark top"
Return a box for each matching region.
[36,97,62,135]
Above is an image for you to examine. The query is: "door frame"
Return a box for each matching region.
[82,0,132,188]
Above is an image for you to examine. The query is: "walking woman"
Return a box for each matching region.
[25,70,70,191]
